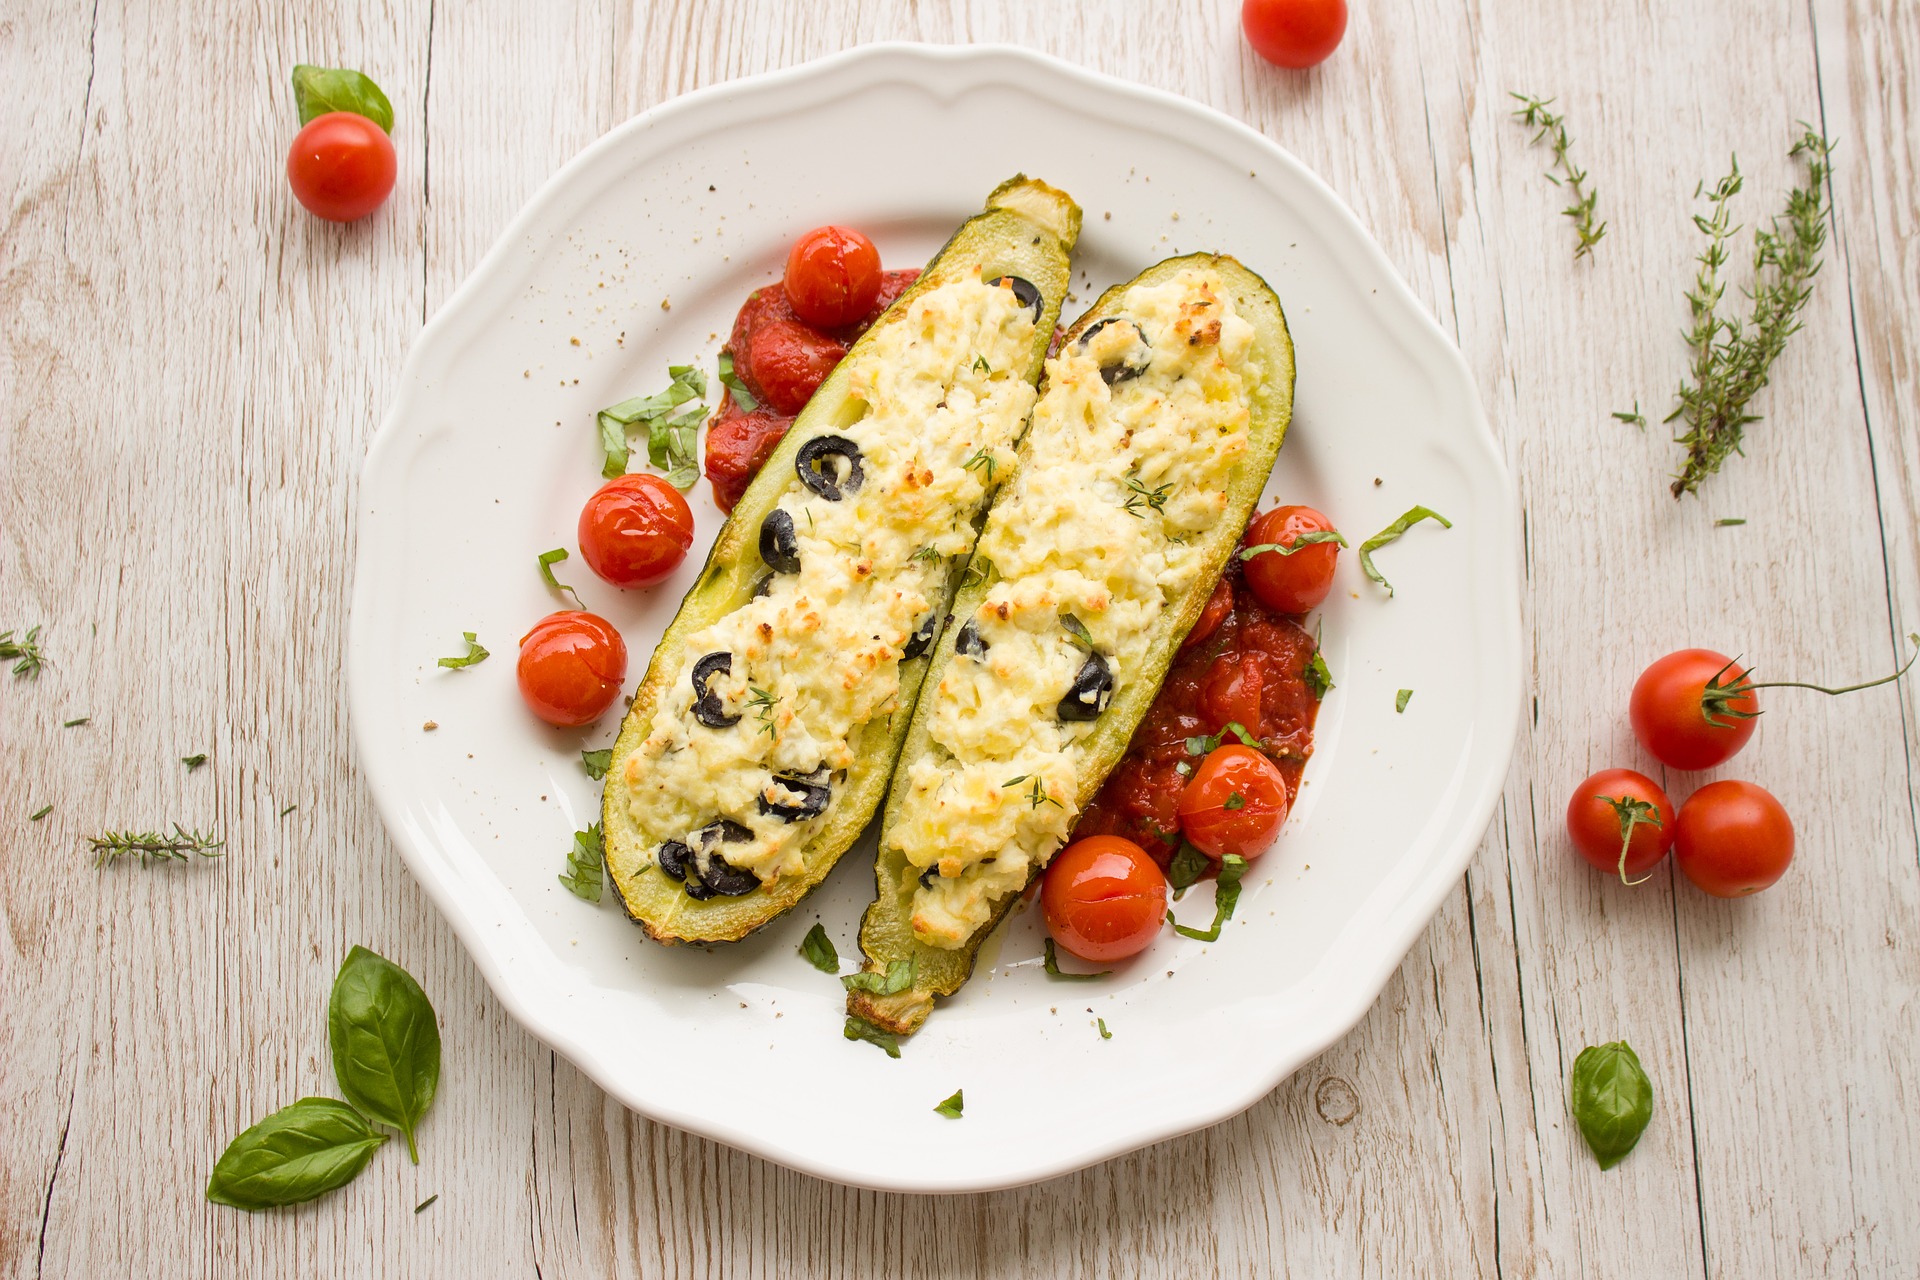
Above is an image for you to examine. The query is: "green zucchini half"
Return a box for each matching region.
[849,254,1295,1033]
[602,176,1081,945]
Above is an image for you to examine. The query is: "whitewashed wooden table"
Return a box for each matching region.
[4,1,1917,1275]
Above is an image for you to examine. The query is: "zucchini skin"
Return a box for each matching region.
[850,254,1296,1034]
[601,177,1082,945]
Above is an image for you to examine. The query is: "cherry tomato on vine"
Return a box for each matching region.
[1629,649,1758,770]
[1041,835,1169,963]
[286,111,396,223]
[784,226,883,329]
[577,473,695,588]
[1182,576,1235,652]
[1241,505,1343,615]
[1178,745,1291,860]
[1565,768,1676,883]
[1674,780,1795,897]
[1241,0,1349,70]
[745,321,846,415]
[516,611,628,727]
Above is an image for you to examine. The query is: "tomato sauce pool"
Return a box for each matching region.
[703,268,919,512]
[1073,562,1322,872]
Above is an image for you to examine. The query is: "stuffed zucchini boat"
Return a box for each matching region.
[602,176,1082,944]
[849,254,1295,1033]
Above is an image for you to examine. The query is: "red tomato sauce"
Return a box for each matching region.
[704,268,919,511]
[1073,561,1321,871]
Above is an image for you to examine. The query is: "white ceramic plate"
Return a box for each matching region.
[349,43,1520,1192]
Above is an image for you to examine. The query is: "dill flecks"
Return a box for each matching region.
[1666,129,1834,498]
[90,824,226,867]
[1510,94,1606,259]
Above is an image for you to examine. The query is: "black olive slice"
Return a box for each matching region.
[690,652,742,729]
[795,435,865,501]
[656,839,693,882]
[678,818,759,896]
[757,767,832,822]
[1074,317,1152,386]
[758,508,800,573]
[954,619,988,659]
[751,574,775,599]
[985,275,1043,322]
[683,876,715,901]
[903,612,939,660]
[696,818,755,847]
[918,866,940,888]
[1057,651,1115,721]
[697,855,759,897]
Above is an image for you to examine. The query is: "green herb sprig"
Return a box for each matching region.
[0,626,46,678]
[90,824,225,866]
[1121,477,1172,519]
[1509,94,1607,259]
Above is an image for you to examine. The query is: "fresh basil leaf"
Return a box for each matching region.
[559,823,605,902]
[1237,529,1347,560]
[205,1096,388,1211]
[1304,649,1334,700]
[1570,1041,1653,1169]
[1167,841,1209,892]
[537,548,586,609]
[1043,937,1110,981]
[1396,688,1413,713]
[437,631,489,669]
[327,947,441,1164]
[580,748,613,780]
[1058,612,1096,651]
[290,65,395,133]
[842,957,915,995]
[716,350,758,413]
[1357,505,1452,597]
[843,1016,900,1058]
[1169,855,1248,942]
[934,1089,964,1118]
[800,923,839,974]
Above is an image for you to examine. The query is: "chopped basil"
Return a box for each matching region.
[1304,649,1334,700]
[842,957,915,996]
[1058,612,1096,651]
[414,1194,438,1214]
[843,1017,901,1058]
[1186,721,1256,756]
[558,823,605,902]
[1166,841,1209,892]
[715,350,758,412]
[597,365,708,486]
[934,1089,964,1118]
[279,804,298,818]
[1043,937,1110,981]
[437,631,489,669]
[1223,791,1247,811]
[1715,517,1746,527]
[181,753,209,769]
[1396,688,1413,713]
[1238,528,1347,559]
[537,548,586,609]
[580,748,613,780]
[1168,854,1248,942]
[1097,1017,1112,1040]
[62,716,89,728]
[800,923,839,974]
[1357,506,1453,596]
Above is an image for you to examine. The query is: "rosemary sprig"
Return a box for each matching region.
[0,626,46,678]
[1510,94,1606,259]
[90,824,226,867]
[1665,129,1834,498]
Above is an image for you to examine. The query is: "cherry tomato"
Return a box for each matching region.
[784,226,883,329]
[286,111,396,223]
[704,407,792,514]
[516,611,627,727]
[1182,576,1234,652]
[577,474,694,589]
[1674,780,1794,897]
[1199,652,1266,739]
[1565,769,1677,882]
[1041,835,1169,963]
[744,321,846,416]
[1177,745,1291,860]
[1242,0,1349,69]
[1630,649,1758,770]
[1241,505,1341,615]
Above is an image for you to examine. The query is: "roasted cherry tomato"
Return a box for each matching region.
[1241,505,1342,615]
[1242,0,1349,69]
[1182,576,1235,652]
[1565,768,1677,883]
[1674,780,1794,897]
[704,408,792,514]
[1199,652,1266,739]
[784,226,883,329]
[1177,745,1291,860]
[577,473,695,588]
[1041,835,1170,963]
[744,321,847,416]
[1630,649,1758,770]
[286,111,396,223]
[516,611,627,727]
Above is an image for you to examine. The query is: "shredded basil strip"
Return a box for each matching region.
[558,823,605,902]
[579,748,613,780]
[1168,855,1249,942]
[1396,689,1413,713]
[716,350,758,412]
[1304,649,1334,700]
[1043,937,1110,980]
[800,923,839,974]
[842,957,915,995]
[843,1017,901,1058]
[934,1089,964,1118]
[1059,612,1096,651]
[596,364,709,485]
[537,548,586,609]
[1097,1017,1112,1040]
[1357,506,1453,597]
[1167,841,1209,893]
[437,631,489,669]
[1238,529,1347,559]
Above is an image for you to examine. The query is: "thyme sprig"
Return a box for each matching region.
[1665,130,1834,498]
[1120,476,1172,519]
[1510,94,1606,259]
[90,824,226,867]
[747,686,779,737]
[0,626,46,678]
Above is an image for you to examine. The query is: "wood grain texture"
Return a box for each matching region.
[2,0,1916,1276]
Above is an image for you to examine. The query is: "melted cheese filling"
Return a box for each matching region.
[887,267,1257,947]
[624,276,1038,884]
